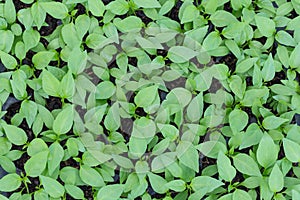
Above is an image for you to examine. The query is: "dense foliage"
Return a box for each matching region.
[0,0,300,199]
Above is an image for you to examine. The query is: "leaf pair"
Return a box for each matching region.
[42,70,75,99]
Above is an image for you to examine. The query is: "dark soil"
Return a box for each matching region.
[169,0,182,22]
[136,10,152,25]
[158,89,168,102]
[135,107,147,117]
[265,71,286,86]
[40,15,62,36]
[214,53,237,73]
[45,96,62,111]
[13,0,31,11]
[245,77,252,87]
[79,186,93,200]
[208,78,223,93]
[74,3,86,18]
[60,158,80,169]
[241,107,257,124]
[22,50,34,66]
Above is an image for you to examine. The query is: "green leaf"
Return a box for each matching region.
[40,175,65,198]
[87,149,111,164]
[59,167,81,185]
[2,124,27,145]
[166,88,192,107]
[79,165,105,187]
[60,71,75,99]
[10,70,27,100]
[133,0,161,8]
[0,138,12,156]
[31,2,46,30]
[270,84,296,96]
[0,174,21,192]
[114,16,143,32]
[261,54,275,82]
[88,0,105,17]
[268,164,284,192]
[203,31,222,51]
[256,134,278,168]
[4,0,16,24]
[135,160,150,176]
[255,15,275,37]
[233,153,261,177]
[157,124,179,141]
[0,155,15,173]
[68,47,87,75]
[96,184,124,200]
[132,117,156,141]
[65,185,84,200]
[159,0,175,15]
[151,152,176,172]
[222,22,245,39]
[129,137,147,158]
[48,142,64,175]
[232,189,252,200]
[275,30,296,46]
[277,45,289,68]
[176,141,199,172]
[148,173,168,194]
[20,100,37,128]
[161,70,182,82]
[23,29,40,51]
[0,30,14,53]
[104,103,120,131]
[229,109,248,132]
[235,58,257,73]
[107,0,129,15]
[61,23,81,48]
[283,138,300,162]
[75,14,90,39]
[38,105,54,129]
[40,2,69,19]
[53,105,74,135]
[190,176,224,193]
[196,141,227,159]
[66,138,79,157]
[134,85,158,108]
[165,180,186,192]
[32,51,55,70]
[15,41,26,60]
[27,138,48,157]
[112,154,134,169]
[95,81,116,99]
[225,40,241,58]
[186,93,203,123]
[33,190,48,200]
[168,46,198,63]
[287,125,300,143]
[181,5,198,23]
[25,151,49,177]
[240,123,264,149]
[229,75,245,99]
[289,43,300,68]
[262,116,288,130]
[42,70,61,97]
[0,51,17,70]
[217,152,236,182]
[210,10,238,27]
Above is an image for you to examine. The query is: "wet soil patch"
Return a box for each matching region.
[46,96,62,111]
[40,15,62,36]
